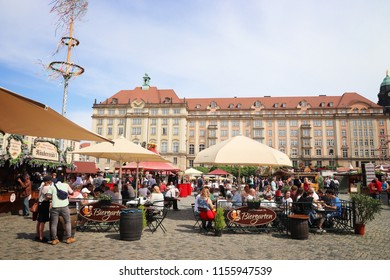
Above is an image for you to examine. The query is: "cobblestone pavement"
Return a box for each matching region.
[0,194,389,260]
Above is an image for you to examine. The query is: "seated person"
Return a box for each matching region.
[262,193,277,208]
[281,190,293,215]
[69,185,82,199]
[196,187,216,229]
[246,188,257,202]
[121,182,135,205]
[263,186,273,198]
[218,184,226,198]
[296,190,325,233]
[103,184,115,199]
[209,187,216,202]
[138,184,150,198]
[317,188,331,204]
[323,189,342,219]
[164,183,180,210]
[80,187,95,205]
[230,186,242,207]
[149,185,164,211]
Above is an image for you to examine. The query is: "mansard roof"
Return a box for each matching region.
[100,87,182,105]
[99,86,380,110]
[185,92,380,110]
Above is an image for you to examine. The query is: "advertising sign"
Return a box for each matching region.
[8,138,22,159]
[32,141,59,161]
[227,206,277,226]
[79,202,127,222]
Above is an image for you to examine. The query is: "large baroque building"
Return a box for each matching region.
[91,73,390,172]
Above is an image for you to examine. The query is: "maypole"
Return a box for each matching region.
[48,0,87,153]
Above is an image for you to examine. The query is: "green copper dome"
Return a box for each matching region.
[381,70,390,87]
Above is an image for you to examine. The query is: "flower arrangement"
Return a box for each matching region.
[98,193,112,205]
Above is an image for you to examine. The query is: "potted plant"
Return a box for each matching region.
[247,198,261,209]
[350,193,382,235]
[214,207,226,236]
[138,205,147,229]
[98,193,112,206]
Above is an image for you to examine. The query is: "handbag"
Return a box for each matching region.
[30,201,38,213]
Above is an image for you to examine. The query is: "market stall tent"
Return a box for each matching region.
[0,87,111,143]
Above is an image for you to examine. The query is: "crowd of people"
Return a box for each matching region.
[192,174,348,232]
[19,170,185,244]
[16,169,390,243]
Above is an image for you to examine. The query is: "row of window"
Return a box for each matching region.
[97,117,384,131]
[96,108,182,115]
[188,118,383,128]
[189,108,383,115]
[97,118,182,126]
[96,126,181,136]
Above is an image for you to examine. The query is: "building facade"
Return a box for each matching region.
[91,74,390,172]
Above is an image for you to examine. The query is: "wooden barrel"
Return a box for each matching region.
[288,214,309,240]
[57,204,78,241]
[119,209,143,241]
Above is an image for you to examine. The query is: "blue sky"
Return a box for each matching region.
[1,0,390,130]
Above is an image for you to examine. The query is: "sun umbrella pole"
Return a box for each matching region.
[238,166,241,186]
[135,162,140,199]
[118,160,123,192]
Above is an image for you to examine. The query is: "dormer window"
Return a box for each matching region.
[320,102,325,107]
[328,102,333,107]
[254,101,261,107]
[237,103,241,109]
[195,104,201,109]
[228,104,234,109]
[164,97,171,103]
[210,101,217,108]
[274,103,278,108]
[281,103,286,108]
[111,98,118,104]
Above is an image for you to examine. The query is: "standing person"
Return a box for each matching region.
[324,176,331,190]
[270,177,277,195]
[159,181,167,195]
[35,175,51,242]
[121,182,131,205]
[386,182,390,205]
[51,172,58,183]
[17,173,32,216]
[46,180,75,245]
[197,175,204,192]
[368,179,380,199]
[332,177,340,196]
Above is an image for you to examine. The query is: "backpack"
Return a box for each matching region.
[54,183,68,200]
